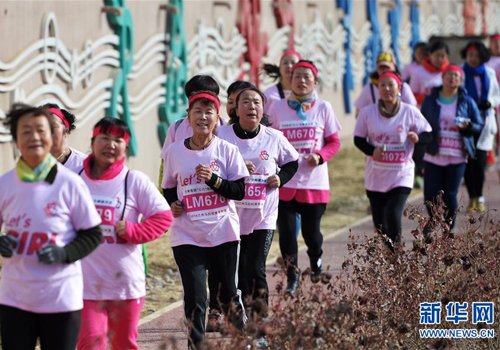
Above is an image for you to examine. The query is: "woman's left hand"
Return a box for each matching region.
[116,220,127,237]
[196,164,213,181]
[267,174,281,189]
[305,153,321,167]
[407,131,419,144]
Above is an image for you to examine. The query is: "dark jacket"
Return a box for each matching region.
[420,86,483,159]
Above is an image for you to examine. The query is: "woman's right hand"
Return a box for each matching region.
[372,146,385,161]
[245,161,256,174]
[171,200,184,218]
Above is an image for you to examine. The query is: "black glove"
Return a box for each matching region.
[0,235,17,258]
[37,245,67,264]
[477,100,492,111]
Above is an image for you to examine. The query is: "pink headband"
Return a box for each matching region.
[92,125,130,144]
[188,93,220,112]
[280,50,302,62]
[292,62,318,77]
[466,45,478,53]
[491,34,500,41]
[48,108,69,129]
[379,72,402,89]
[443,65,463,78]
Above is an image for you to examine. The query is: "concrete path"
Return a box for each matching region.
[138,171,500,349]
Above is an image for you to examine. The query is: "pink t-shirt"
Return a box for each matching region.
[63,147,87,173]
[402,61,420,82]
[424,98,467,166]
[486,56,500,83]
[0,164,101,313]
[263,84,290,113]
[80,167,169,300]
[268,99,342,191]
[410,65,443,95]
[161,137,249,247]
[354,103,432,192]
[354,82,417,110]
[217,125,298,235]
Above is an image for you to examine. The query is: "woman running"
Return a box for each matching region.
[262,50,302,112]
[460,41,500,212]
[421,65,483,232]
[77,117,173,350]
[0,104,102,350]
[354,72,432,251]
[218,86,298,308]
[354,52,417,113]
[268,60,342,295]
[401,42,428,83]
[43,103,87,172]
[161,91,249,348]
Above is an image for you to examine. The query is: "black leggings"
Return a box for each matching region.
[464,150,487,198]
[173,242,243,346]
[366,187,411,244]
[277,200,326,268]
[238,229,274,305]
[0,304,81,350]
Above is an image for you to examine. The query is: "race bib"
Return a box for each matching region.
[93,196,117,238]
[279,120,316,153]
[182,184,229,221]
[235,174,268,209]
[438,131,463,157]
[373,144,407,170]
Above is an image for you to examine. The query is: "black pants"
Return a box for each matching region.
[464,150,487,198]
[277,199,326,268]
[238,229,274,306]
[424,161,466,230]
[413,143,426,177]
[173,241,242,347]
[0,304,81,350]
[366,187,411,245]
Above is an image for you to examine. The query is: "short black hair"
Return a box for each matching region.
[227,81,256,97]
[4,103,54,142]
[187,90,220,110]
[42,103,77,134]
[228,87,271,126]
[185,75,219,98]
[413,42,428,59]
[92,117,131,141]
[460,41,491,64]
[428,40,449,55]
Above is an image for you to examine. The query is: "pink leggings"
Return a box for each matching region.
[77,298,144,350]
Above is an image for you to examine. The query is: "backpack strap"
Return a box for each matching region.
[277,83,286,99]
[370,83,376,104]
[120,170,130,220]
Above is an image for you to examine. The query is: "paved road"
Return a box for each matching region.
[138,171,500,349]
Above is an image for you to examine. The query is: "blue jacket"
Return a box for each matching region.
[420,86,484,159]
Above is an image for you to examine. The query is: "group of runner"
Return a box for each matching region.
[0,34,499,350]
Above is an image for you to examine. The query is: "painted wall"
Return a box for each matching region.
[1,0,500,179]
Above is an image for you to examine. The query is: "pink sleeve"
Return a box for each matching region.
[316,133,341,163]
[123,210,173,244]
[402,83,417,106]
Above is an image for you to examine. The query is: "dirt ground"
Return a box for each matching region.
[142,144,371,318]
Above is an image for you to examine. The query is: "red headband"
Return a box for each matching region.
[490,34,500,41]
[280,50,302,62]
[466,45,478,53]
[292,62,318,77]
[379,72,402,89]
[188,93,220,112]
[443,64,463,78]
[48,108,69,129]
[92,125,131,144]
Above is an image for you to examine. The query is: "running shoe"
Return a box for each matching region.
[414,175,424,189]
[206,309,224,333]
[467,197,478,213]
[477,197,486,212]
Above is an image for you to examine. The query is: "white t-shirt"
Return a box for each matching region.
[217,125,298,235]
[0,164,101,313]
[268,99,342,191]
[354,103,432,192]
[161,137,249,247]
[80,167,170,300]
[63,147,87,173]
